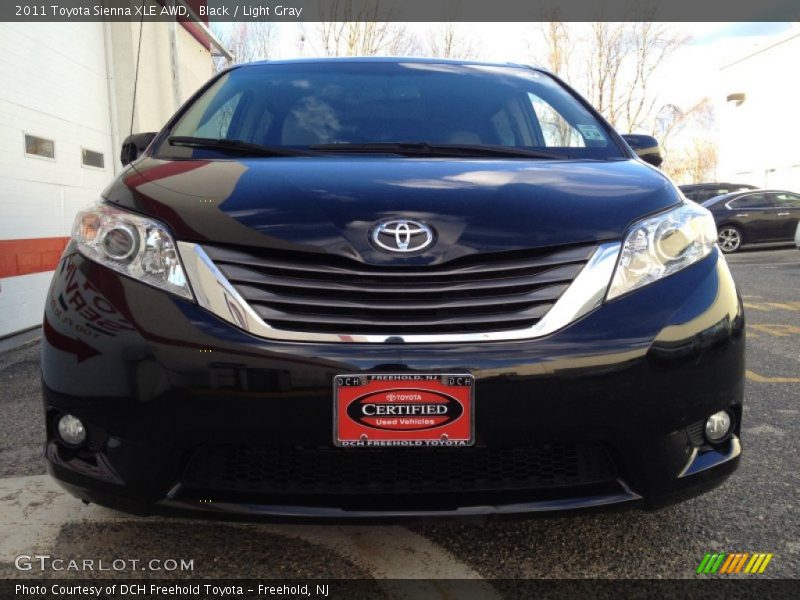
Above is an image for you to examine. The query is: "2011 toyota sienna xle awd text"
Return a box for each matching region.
[41,58,744,518]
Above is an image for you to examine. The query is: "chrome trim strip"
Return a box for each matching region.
[177,241,621,344]
[158,479,641,518]
[678,436,742,479]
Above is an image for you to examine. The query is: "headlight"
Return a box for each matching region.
[607,202,717,300]
[72,204,193,300]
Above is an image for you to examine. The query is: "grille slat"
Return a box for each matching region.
[182,443,617,495]
[202,243,597,335]
[206,244,596,278]
[251,303,553,328]
[220,263,583,294]
[235,282,567,311]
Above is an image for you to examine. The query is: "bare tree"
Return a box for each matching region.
[652,98,714,161]
[213,23,278,71]
[530,21,714,175]
[663,138,718,183]
[311,0,419,57]
[425,23,477,59]
[623,22,689,132]
[534,22,689,134]
[585,22,627,128]
[312,21,419,56]
[533,21,572,79]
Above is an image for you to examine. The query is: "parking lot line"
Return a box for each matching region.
[748,324,800,337]
[743,301,800,312]
[746,370,800,384]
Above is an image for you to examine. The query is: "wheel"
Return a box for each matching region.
[718,226,742,253]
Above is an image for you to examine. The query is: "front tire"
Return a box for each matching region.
[718,226,742,253]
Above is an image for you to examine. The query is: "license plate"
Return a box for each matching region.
[334,373,474,448]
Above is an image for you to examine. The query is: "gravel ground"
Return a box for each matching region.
[0,340,45,478]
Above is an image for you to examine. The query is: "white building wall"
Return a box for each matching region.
[0,272,55,338]
[176,23,216,104]
[108,20,214,151]
[718,32,800,190]
[0,22,113,337]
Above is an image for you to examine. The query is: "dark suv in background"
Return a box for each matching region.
[679,183,756,204]
[41,58,744,519]
[703,190,800,253]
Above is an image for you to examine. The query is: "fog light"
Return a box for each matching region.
[704,411,732,443]
[57,414,86,447]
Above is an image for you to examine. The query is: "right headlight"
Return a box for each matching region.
[607,202,717,300]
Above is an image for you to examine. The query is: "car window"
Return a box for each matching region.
[528,93,586,147]
[159,62,625,160]
[770,193,800,208]
[729,194,770,209]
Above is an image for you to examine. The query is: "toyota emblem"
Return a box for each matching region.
[370,219,436,253]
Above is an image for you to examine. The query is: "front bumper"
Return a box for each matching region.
[41,245,745,519]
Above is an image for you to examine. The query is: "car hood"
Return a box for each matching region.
[111,156,678,265]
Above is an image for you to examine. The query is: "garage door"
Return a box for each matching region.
[0,23,114,338]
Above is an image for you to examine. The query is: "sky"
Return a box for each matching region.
[241,21,796,115]
[650,22,795,106]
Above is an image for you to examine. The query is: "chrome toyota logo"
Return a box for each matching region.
[370,219,435,253]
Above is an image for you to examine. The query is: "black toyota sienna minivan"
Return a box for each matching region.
[42,58,744,518]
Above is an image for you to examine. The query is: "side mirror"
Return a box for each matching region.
[621,134,663,168]
[120,132,157,166]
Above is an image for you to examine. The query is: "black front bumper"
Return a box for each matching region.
[41,247,745,519]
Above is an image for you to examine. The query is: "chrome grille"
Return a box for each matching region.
[200,243,597,336]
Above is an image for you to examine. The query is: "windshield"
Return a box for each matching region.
[156,61,625,160]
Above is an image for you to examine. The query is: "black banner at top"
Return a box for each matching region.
[3,0,800,22]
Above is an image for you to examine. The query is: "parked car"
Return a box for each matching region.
[702,189,800,253]
[679,182,757,203]
[42,58,744,519]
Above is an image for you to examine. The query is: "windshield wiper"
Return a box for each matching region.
[168,136,320,157]
[310,142,568,160]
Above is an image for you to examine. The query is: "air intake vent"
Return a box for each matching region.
[182,442,617,495]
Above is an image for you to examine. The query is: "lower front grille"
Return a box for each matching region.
[181,443,617,496]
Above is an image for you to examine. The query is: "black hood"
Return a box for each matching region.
[110,156,678,265]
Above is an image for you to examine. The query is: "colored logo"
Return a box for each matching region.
[697,552,774,575]
[346,388,464,431]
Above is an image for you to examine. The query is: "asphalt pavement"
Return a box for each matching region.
[0,247,797,587]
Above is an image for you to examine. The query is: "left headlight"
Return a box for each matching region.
[72,204,194,300]
[607,202,717,300]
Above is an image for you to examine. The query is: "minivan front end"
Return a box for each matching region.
[41,58,744,519]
